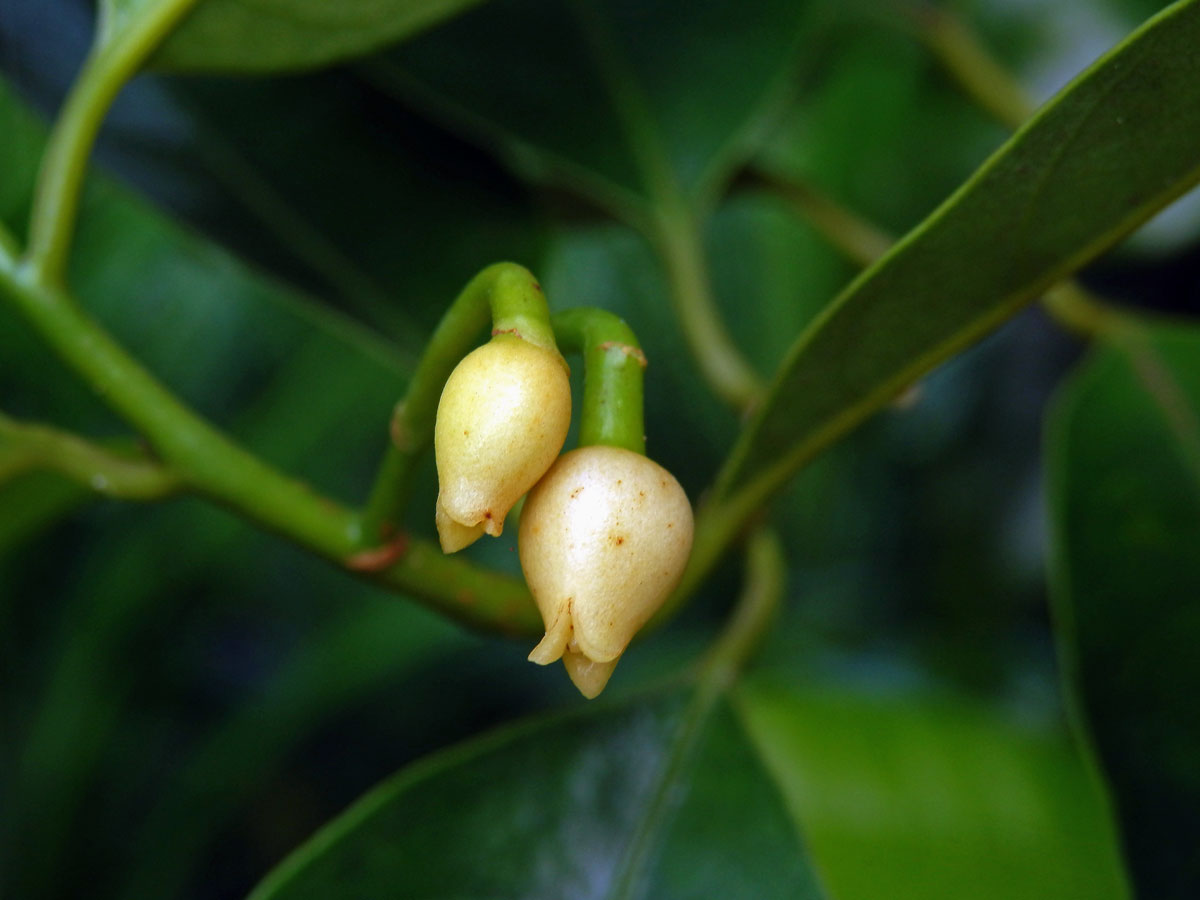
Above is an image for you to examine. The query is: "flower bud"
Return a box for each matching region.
[520,445,694,697]
[435,336,571,553]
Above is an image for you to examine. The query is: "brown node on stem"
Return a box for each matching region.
[345,533,410,571]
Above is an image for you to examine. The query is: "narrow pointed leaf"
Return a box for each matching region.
[721,0,1200,496]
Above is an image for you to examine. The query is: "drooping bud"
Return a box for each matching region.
[520,445,694,698]
[434,336,571,552]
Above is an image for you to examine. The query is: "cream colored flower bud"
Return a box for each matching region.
[435,337,571,553]
[520,445,694,698]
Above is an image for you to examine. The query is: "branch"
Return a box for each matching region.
[24,0,202,286]
[903,3,1032,129]
[0,267,540,635]
[571,0,763,413]
[0,413,181,500]
[697,526,786,689]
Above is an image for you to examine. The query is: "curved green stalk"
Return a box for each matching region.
[904,3,1032,130]
[24,0,202,286]
[551,307,646,454]
[0,267,540,634]
[652,205,764,412]
[571,0,761,413]
[697,526,785,688]
[746,167,892,268]
[358,262,558,545]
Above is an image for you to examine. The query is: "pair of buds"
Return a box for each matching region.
[434,323,693,698]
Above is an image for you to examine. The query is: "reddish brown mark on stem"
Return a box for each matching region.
[345,533,411,572]
[598,341,648,369]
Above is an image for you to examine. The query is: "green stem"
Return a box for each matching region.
[652,204,764,412]
[747,167,892,268]
[909,4,1032,129]
[1042,283,1134,339]
[24,0,202,286]
[0,266,539,635]
[571,0,761,413]
[551,307,646,454]
[698,526,785,689]
[0,413,181,500]
[358,262,558,545]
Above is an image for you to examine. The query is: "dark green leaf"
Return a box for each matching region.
[248,687,825,900]
[247,668,1130,899]
[721,0,1200,496]
[1047,323,1200,898]
[736,678,1131,900]
[105,0,490,73]
[377,0,826,208]
[121,600,467,900]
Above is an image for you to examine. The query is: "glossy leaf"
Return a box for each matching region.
[121,601,467,900]
[247,668,1131,899]
[102,0,489,73]
[737,679,1131,900]
[720,0,1200,496]
[1047,323,1200,897]
[248,687,824,900]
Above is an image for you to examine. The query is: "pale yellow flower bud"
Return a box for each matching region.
[434,336,571,553]
[520,445,694,697]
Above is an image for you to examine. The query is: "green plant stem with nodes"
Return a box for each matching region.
[358,262,556,545]
[0,0,776,650]
[550,307,646,454]
[0,263,539,631]
[24,0,202,286]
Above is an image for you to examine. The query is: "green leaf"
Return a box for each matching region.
[247,668,1129,899]
[121,600,468,900]
[249,686,825,899]
[375,0,826,211]
[104,0,489,73]
[736,679,1131,900]
[1047,322,1200,897]
[719,0,1200,498]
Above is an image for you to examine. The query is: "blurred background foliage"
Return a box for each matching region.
[1,0,1197,897]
